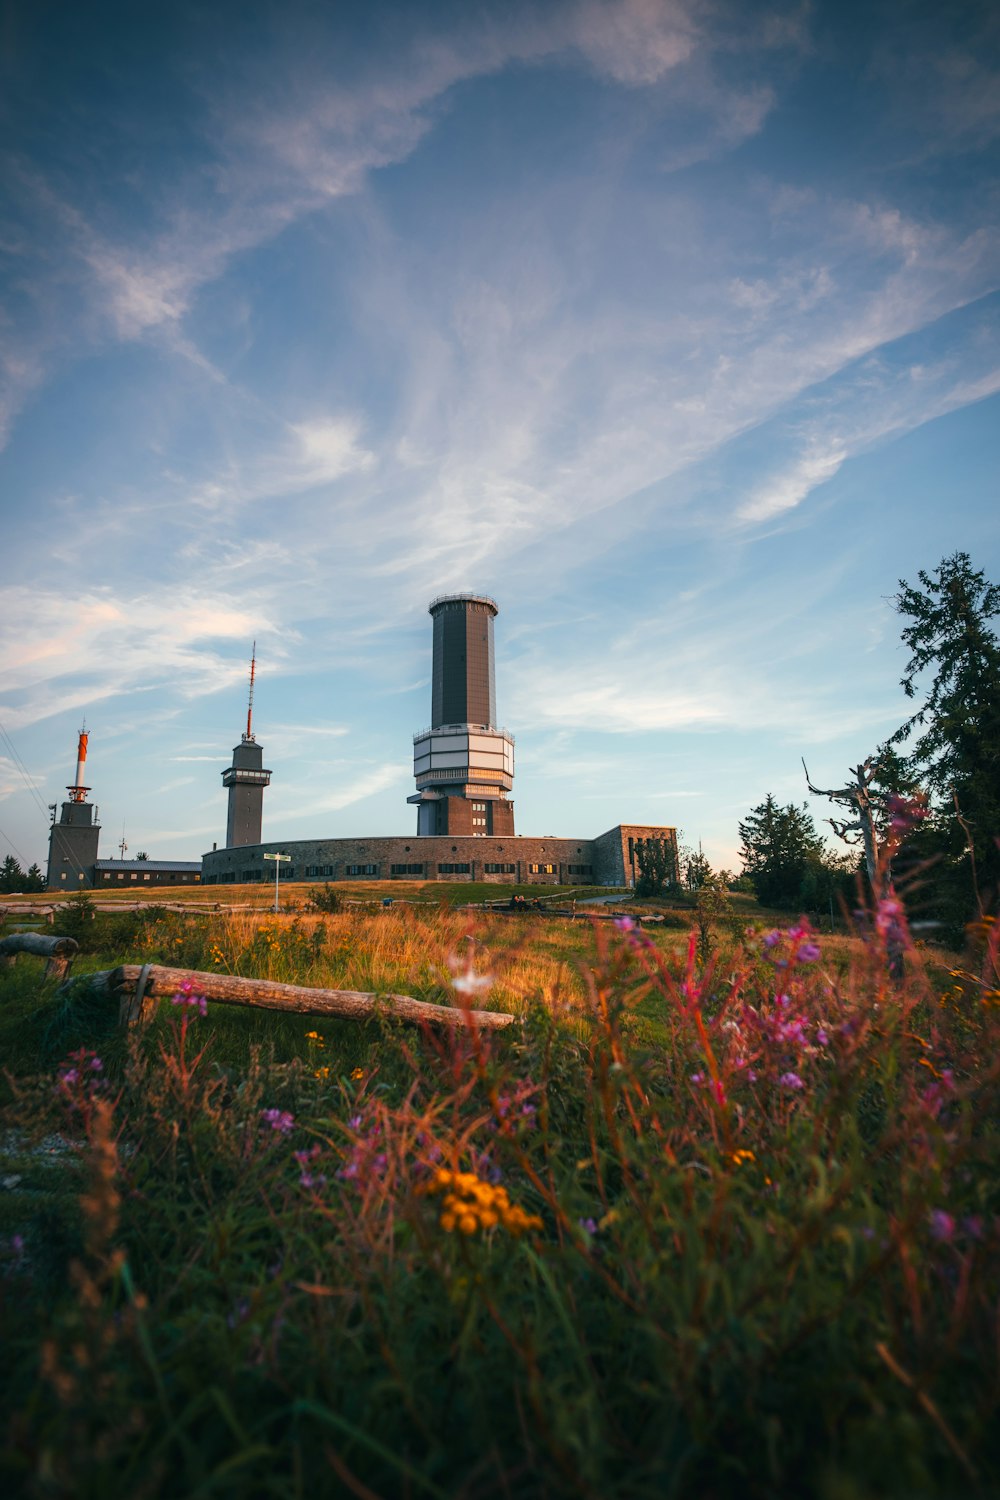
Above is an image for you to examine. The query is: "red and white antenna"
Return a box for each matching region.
[68,723,91,804]
[244,643,257,743]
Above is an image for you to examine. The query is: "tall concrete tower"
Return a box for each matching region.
[46,727,101,889]
[408,594,515,836]
[221,646,272,848]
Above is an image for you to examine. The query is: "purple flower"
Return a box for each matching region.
[579,1217,598,1235]
[690,1071,705,1085]
[779,1072,804,1090]
[762,930,781,949]
[614,915,636,932]
[171,988,208,1017]
[929,1209,955,1243]
[299,1171,327,1190]
[815,1028,829,1046]
[797,942,821,963]
[88,1056,103,1072]
[261,1108,294,1135]
[59,1068,79,1087]
[963,1216,984,1241]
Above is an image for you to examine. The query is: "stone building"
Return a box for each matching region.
[200,825,677,889]
[200,594,679,889]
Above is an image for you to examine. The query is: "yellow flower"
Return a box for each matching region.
[350,1067,365,1081]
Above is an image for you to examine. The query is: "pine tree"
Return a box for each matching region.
[738,795,826,910]
[889,552,1000,913]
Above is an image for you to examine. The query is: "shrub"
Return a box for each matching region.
[308,883,343,913]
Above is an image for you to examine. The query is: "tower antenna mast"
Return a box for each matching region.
[245,643,257,743]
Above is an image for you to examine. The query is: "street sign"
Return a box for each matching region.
[263,852,291,910]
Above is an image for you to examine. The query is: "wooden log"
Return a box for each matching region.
[0,931,80,981]
[76,963,516,1031]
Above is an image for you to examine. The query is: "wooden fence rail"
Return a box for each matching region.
[71,963,516,1032]
[0,932,79,980]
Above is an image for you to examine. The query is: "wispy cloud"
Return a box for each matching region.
[736,441,847,524]
[0,586,273,729]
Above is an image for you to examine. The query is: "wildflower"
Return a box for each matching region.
[171,987,208,1017]
[350,1067,365,1081]
[731,1149,755,1165]
[689,1071,705,1085]
[797,942,821,963]
[421,1168,542,1238]
[447,951,494,997]
[261,1108,295,1135]
[929,1209,956,1243]
[779,1072,804,1090]
[613,915,636,932]
[762,930,781,949]
[88,1056,103,1072]
[299,1169,327,1190]
[815,1027,829,1046]
[579,1217,599,1234]
[59,1068,79,1088]
[305,1031,325,1047]
[314,1066,331,1081]
[886,792,928,833]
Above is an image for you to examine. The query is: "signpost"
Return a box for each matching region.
[262,852,291,912]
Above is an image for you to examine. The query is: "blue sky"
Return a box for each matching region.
[1,0,998,874]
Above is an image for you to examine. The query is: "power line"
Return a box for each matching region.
[0,717,52,822]
[0,823,30,867]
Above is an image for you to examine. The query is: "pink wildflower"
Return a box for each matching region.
[261,1108,294,1135]
[779,1072,804,1090]
[929,1209,955,1243]
[171,988,208,1017]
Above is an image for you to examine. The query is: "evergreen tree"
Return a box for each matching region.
[634,837,678,897]
[888,552,1000,914]
[25,863,46,893]
[738,796,826,910]
[0,854,25,893]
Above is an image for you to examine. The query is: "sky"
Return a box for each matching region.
[1,0,998,876]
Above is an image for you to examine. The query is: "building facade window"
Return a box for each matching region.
[484,863,516,874]
[528,863,556,875]
[390,863,424,875]
[346,864,378,877]
[438,862,471,874]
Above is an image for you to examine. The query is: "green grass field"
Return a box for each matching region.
[1,895,997,1498]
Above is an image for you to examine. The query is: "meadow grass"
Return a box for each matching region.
[1,898,997,1498]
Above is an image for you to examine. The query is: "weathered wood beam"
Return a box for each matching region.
[75,963,516,1031]
[0,932,80,980]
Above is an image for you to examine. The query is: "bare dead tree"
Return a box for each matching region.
[802,757,882,891]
